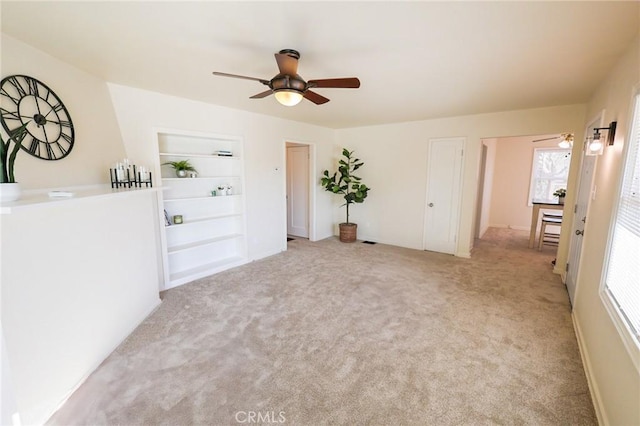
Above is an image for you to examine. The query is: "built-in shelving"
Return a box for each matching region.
[156,130,247,290]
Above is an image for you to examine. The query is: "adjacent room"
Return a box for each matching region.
[1,2,638,425]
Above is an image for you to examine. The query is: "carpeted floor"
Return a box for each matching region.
[48,228,596,425]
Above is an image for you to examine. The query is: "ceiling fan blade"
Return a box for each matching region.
[212,71,270,85]
[303,90,330,105]
[532,136,559,143]
[250,89,273,99]
[307,78,361,89]
[275,53,298,76]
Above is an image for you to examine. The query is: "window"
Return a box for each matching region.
[603,92,640,348]
[528,148,571,203]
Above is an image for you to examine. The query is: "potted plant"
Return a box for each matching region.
[0,122,29,202]
[162,159,197,178]
[321,148,370,242]
[553,188,566,204]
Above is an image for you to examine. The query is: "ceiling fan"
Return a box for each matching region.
[533,132,574,148]
[212,49,360,106]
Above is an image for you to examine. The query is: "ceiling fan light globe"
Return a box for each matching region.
[274,90,303,106]
[558,140,571,149]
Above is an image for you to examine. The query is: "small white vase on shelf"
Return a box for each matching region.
[0,182,21,202]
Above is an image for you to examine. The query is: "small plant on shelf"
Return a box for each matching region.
[162,159,197,178]
[553,188,566,198]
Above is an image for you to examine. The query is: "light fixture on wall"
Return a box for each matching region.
[274,89,303,106]
[586,121,617,155]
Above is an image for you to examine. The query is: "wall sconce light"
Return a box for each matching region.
[586,121,617,155]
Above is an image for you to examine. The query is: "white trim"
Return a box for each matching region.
[282,139,317,247]
[598,85,640,372]
[527,146,571,206]
[572,311,609,426]
[422,137,466,255]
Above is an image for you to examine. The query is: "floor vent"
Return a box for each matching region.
[362,241,377,245]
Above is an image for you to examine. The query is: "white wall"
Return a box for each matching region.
[0,34,126,189]
[107,84,336,263]
[335,105,586,257]
[1,191,162,426]
[1,34,162,426]
[569,34,640,425]
[475,138,496,238]
[489,135,562,230]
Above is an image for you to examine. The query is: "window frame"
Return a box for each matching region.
[527,146,572,206]
[599,87,640,373]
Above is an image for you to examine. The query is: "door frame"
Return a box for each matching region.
[565,111,604,304]
[422,137,465,255]
[282,140,316,248]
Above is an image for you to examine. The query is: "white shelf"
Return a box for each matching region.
[0,185,157,214]
[161,176,241,181]
[168,256,246,286]
[163,194,241,202]
[159,152,239,159]
[167,233,243,254]
[156,130,246,290]
[165,213,242,228]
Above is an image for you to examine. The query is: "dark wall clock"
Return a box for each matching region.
[0,75,74,160]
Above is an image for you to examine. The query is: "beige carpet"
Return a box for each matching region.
[48,228,596,425]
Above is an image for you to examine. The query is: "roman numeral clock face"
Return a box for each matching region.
[0,75,74,160]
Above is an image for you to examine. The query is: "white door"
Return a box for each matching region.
[565,118,601,305]
[424,138,465,254]
[286,145,309,238]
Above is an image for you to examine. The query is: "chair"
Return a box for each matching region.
[538,213,563,250]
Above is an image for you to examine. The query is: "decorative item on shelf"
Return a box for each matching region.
[215,150,233,157]
[164,210,171,226]
[553,188,566,204]
[0,122,29,202]
[216,184,233,196]
[162,159,197,178]
[321,148,370,242]
[173,215,183,224]
[109,158,153,189]
[211,190,217,197]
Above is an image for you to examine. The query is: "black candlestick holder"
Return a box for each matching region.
[110,165,153,188]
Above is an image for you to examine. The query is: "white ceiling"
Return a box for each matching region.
[1,1,638,129]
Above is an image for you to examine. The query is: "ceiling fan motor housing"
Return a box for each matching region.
[271,74,306,93]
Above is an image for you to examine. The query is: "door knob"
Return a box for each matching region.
[575,230,584,236]
[428,203,434,207]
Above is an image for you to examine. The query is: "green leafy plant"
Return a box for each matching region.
[162,160,197,172]
[553,188,566,198]
[0,121,30,183]
[321,148,370,224]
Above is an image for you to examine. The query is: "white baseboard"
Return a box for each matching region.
[572,311,608,425]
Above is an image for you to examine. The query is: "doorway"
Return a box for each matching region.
[285,142,311,240]
[423,137,465,255]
